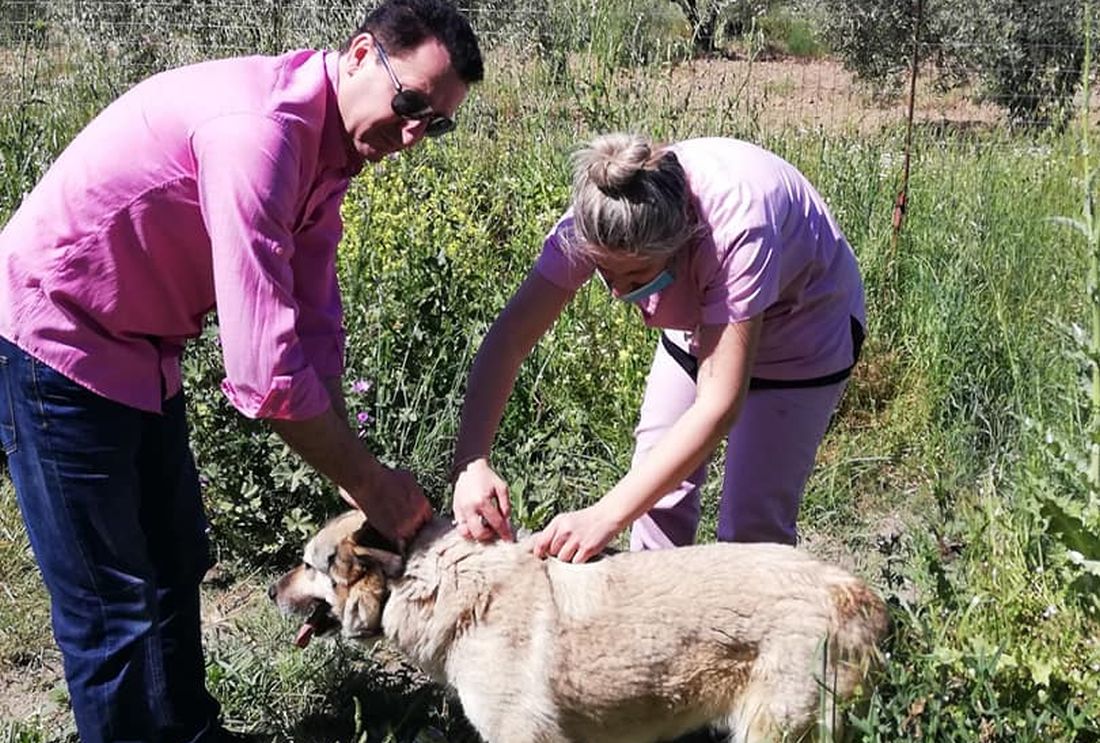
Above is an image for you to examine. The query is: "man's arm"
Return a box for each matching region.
[322,376,349,423]
[269,401,431,545]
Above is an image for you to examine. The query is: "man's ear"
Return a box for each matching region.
[345,32,373,72]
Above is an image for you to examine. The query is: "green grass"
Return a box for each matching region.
[0,477,64,737]
[1,3,1099,740]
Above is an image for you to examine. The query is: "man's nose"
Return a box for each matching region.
[400,118,429,147]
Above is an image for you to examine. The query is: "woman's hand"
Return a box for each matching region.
[450,272,573,543]
[452,458,514,542]
[530,502,625,563]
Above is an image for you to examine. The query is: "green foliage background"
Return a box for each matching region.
[817,0,1092,128]
[1,1,1099,741]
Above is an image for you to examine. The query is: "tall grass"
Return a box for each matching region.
[0,2,1098,740]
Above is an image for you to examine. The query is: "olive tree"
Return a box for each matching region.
[819,0,1089,128]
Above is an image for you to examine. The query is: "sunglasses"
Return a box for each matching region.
[374,41,456,138]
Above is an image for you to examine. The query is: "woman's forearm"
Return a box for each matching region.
[600,399,738,527]
[601,317,761,528]
[452,270,575,475]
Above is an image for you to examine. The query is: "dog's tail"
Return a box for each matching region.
[829,579,889,678]
[815,580,890,738]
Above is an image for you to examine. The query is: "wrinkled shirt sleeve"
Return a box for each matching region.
[701,183,782,326]
[533,212,595,291]
[191,113,333,420]
[290,181,347,382]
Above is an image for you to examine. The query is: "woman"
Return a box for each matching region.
[451,132,865,563]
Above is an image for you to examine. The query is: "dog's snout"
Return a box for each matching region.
[267,582,277,601]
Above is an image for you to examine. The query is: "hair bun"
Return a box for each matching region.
[569,131,696,259]
[586,133,653,196]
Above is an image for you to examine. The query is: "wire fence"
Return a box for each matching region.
[0,0,1096,136]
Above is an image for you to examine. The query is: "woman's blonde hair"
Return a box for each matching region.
[569,132,699,259]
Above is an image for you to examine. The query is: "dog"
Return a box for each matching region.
[270,511,888,743]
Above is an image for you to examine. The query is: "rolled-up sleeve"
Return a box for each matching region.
[191,113,333,420]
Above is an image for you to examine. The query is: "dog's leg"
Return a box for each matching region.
[457,691,570,743]
[728,713,781,743]
[723,682,789,743]
[474,720,571,743]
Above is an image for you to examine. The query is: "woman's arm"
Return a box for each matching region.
[452,268,574,541]
[531,315,762,562]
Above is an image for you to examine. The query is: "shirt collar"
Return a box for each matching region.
[323,51,365,178]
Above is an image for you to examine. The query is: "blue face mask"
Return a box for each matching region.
[617,270,675,304]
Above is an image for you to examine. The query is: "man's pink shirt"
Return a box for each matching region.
[535,138,866,381]
[0,50,362,418]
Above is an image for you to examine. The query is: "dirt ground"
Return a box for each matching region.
[664,55,1004,132]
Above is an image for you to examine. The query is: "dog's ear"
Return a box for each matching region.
[352,545,404,578]
[350,523,404,577]
[341,570,387,638]
[331,539,403,581]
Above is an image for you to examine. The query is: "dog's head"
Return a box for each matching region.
[269,511,404,647]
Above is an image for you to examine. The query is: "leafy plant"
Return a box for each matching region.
[1040,0,1100,603]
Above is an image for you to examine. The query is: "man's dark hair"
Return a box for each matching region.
[347,0,484,85]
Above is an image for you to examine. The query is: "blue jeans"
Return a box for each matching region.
[0,336,221,743]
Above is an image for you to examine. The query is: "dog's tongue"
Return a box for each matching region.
[296,601,329,648]
[295,622,315,648]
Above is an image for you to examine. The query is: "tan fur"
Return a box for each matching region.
[272,513,889,743]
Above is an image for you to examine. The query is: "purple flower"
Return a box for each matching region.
[356,411,372,425]
[351,379,372,394]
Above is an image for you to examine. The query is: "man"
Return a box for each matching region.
[0,1,482,740]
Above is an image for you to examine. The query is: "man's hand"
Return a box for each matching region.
[270,404,434,548]
[529,502,623,564]
[342,466,432,547]
[451,458,514,542]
